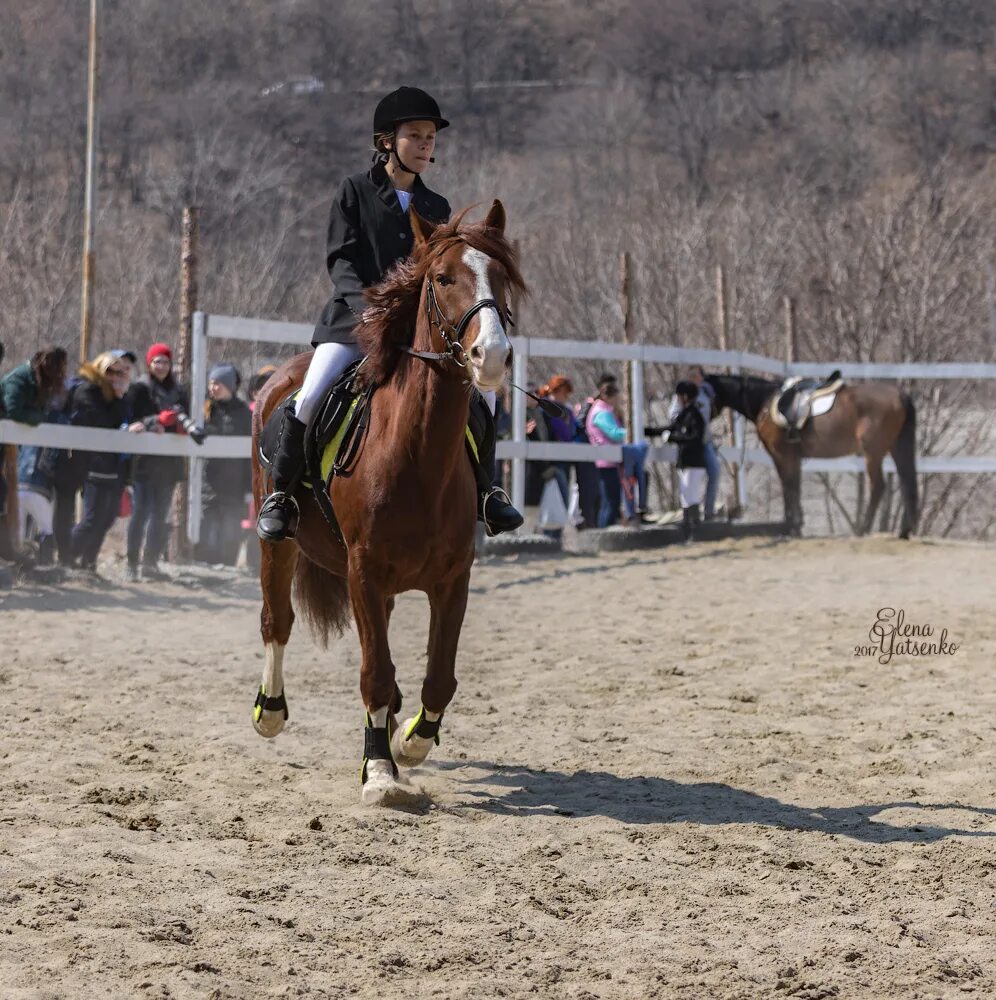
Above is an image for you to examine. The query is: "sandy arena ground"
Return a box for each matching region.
[1,534,995,999]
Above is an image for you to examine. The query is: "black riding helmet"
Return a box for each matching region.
[373,86,449,137]
[373,87,449,175]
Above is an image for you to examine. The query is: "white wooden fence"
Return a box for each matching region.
[3,310,996,542]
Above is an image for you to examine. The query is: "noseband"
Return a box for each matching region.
[404,273,512,368]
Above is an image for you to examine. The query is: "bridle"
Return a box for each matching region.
[403,269,513,369]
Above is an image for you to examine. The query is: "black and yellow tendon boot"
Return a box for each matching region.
[256,403,307,542]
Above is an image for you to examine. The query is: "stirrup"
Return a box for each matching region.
[256,491,301,542]
[480,485,524,538]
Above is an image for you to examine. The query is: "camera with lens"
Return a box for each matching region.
[176,406,208,444]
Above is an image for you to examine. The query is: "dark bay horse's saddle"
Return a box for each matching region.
[770,370,844,434]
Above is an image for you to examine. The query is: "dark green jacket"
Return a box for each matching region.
[0,362,46,426]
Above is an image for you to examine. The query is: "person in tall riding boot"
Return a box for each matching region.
[665,380,708,542]
[257,86,523,542]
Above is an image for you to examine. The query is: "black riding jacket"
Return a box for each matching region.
[312,160,450,347]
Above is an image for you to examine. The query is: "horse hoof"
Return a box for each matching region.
[252,706,287,739]
[360,760,424,807]
[391,718,435,768]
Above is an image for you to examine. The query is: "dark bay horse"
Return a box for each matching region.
[706,373,918,538]
[250,201,524,805]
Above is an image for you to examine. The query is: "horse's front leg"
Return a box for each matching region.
[350,564,411,805]
[858,454,885,536]
[254,540,298,738]
[393,568,470,768]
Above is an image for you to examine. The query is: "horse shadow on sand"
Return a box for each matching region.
[435,760,996,844]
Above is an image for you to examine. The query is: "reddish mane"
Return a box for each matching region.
[355,211,526,385]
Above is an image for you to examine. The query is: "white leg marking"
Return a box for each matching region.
[252,641,287,738]
[392,706,441,768]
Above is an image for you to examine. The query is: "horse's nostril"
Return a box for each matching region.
[470,345,484,363]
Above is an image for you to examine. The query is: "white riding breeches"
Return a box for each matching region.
[295,342,364,425]
[295,343,498,426]
[678,468,706,509]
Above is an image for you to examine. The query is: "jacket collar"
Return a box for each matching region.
[370,160,430,220]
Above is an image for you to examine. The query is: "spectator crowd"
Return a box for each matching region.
[1,337,726,579]
[0,338,271,580]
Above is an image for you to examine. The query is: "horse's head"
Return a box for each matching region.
[410,199,519,392]
[704,373,728,414]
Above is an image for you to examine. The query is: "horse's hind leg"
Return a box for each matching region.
[393,568,470,768]
[254,540,298,738]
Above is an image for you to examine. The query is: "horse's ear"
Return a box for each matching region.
[409,207,438,248]
[484,199,506,235]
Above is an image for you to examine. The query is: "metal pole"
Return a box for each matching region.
[187,311,208,545]
[79,0,100,364]
[511,341,528,516]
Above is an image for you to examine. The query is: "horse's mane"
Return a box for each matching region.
[355,210,526,386]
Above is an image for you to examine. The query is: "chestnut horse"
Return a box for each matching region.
[706,373,918,538]
[250,201,524,805]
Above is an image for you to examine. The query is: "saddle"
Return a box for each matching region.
[258,361,495,537]
[769,370,844,435]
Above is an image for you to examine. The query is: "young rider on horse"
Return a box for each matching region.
[256,86,523,542]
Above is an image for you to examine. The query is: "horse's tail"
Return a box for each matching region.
[293,555,351,648]
[890,392,918,538]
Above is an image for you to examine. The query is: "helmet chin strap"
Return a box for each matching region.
[389,148,419,176]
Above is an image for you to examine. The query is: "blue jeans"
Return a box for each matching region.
[703,440,721,518]
[621,442,648,518]
[127,479,177,567]
[72,480,122,568]
[597,467,622,527]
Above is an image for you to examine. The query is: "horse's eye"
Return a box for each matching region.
[436,274,453,287]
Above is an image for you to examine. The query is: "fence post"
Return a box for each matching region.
[620,251,634,442]
[715,263,744,516]
[186,311,208,545]
[511,339,529,517]
[172,205,198,560]
[630,355,645,443]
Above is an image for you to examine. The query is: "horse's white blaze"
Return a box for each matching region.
[253,641,287,738]
[463,246,510,387]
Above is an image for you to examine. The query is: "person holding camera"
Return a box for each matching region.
[126,342,204,581]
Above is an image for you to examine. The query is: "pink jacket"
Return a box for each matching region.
[585,398,621,469]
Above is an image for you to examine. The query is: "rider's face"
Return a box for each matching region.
[391,121,437,172]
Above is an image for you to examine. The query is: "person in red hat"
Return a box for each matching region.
[125,342,204,581]
[255,86,522,544]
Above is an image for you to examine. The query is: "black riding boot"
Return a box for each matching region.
[256,404,307,542]
[474,436,523,537]
[682,505,699,543]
